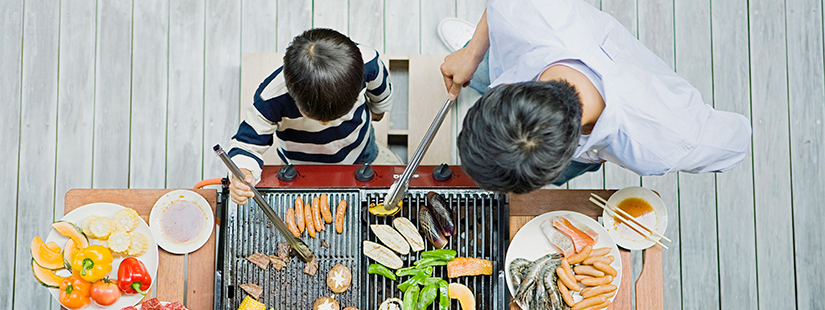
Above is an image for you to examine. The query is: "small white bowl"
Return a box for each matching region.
[149,190,214,254]
[602,186,668,250]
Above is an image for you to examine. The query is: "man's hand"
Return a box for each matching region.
[229,168,255,205]
[440,47,480,100]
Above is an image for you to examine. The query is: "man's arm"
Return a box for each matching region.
[440,10,490,100]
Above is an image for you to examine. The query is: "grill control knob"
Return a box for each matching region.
[277,164,298,182]
[354,163,375,182]
[432,163,452,181]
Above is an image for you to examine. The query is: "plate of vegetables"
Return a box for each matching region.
[33,202,158,309]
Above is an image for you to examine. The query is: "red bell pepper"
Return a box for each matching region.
[117,257,152,295]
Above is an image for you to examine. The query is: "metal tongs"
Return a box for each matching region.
[383,99,454,211]
[213,144,315,262]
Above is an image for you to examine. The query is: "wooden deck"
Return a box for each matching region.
[2,0,823,309]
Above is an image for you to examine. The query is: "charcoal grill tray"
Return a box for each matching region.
[218,188,508,310]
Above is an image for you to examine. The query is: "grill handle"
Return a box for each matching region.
[213,144,315,262]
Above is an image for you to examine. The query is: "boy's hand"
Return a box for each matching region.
[441,46,481,100]
[371,111,385,122]
[229,168,255,205]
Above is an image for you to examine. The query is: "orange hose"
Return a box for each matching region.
[194,178,223,189]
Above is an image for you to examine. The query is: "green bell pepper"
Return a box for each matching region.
[417,284,439,310]
[368,263,397,281]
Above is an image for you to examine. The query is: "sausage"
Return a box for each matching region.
[572,295,606,310]
[583,255,614,265]
[334,199,347,234]
[286,208,301,237]
[587,247,611,258]
[590,290,616,301]
[580,300,611,310]
[581,284,617,298]
[558,279,575,307]
[556,267,581,292]
[567,244,591,264]
[581,275,613,286]
[574,265,605,277]
[312,196,325,231]
[305,199,316,238]
[295,197,305,233]
[320,193,333,223]
[593,261,618,277]
[575,274,593,281]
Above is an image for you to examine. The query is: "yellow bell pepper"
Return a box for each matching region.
[71,245,113,282]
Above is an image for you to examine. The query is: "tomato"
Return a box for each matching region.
[90,278,121,306]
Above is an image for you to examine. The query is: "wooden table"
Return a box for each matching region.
[64,189,218,310]
[508,189,664,310]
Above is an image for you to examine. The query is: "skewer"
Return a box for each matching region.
[591,193,672,242]
[589,197,668,249]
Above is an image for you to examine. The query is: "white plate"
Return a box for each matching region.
[45,202,159,309]
[149,189,214,254]
[505,210,621,304]
[602,186,668,250]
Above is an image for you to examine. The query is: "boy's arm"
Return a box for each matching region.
[363,49,393,119]
[228,102,280,184]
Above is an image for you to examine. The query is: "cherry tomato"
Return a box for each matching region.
[90,278,121,306]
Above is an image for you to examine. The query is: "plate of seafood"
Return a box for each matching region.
[505,210,621,310]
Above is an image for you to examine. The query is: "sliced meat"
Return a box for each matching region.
[141,298,162,310]
[277,242,290,260]
[320,239,330,248]
[303,256,319,276]
[240,283,263,300]
[246,253,270,270]
[121,307,138,310]
[166,302,188,310]
[269,255,288,271]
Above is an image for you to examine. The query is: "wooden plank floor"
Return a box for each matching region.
[2,0,823,309]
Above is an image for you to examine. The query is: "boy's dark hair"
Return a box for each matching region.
[458,80,582,194]
[283,28,364,122]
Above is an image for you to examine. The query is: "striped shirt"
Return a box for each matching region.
[229,45,392,182]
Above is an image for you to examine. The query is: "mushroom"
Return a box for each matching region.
[313,296,340,310]
[378,298,402,310]
[326,264,352,293]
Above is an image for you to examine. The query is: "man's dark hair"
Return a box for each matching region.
[458,80,582,194]
[283,28,364,122]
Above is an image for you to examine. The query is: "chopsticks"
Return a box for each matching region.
[589,193,670,249]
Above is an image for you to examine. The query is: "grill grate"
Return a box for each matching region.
[362,189,508,310]
[222,190,362,309]
[219,188,508,310]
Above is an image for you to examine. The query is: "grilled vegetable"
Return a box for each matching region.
[402,284,420,310]
[418,205,448,249]
[413,258,448,269]
[368,263,397,281]
[438,281,450,310]
[446,257,493,278]
[420,249,457,261]
[417,285,439,310]
[426,192,456,236]
[238,296,266,310]
[363,241,403,269]
[327,264,352,293]
[397,268,431,291]
[370,224,410,255]
[313,296,340,310]
[392,217,425,252]
[369,201,403,216]
[378,298,403,310]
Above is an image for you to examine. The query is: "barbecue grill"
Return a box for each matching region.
[215,165,509,310]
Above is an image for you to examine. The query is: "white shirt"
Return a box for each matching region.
[486,0,752,175]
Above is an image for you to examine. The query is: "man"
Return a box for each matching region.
[439,0,751,193]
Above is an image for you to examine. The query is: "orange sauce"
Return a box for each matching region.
[613,197,656,240]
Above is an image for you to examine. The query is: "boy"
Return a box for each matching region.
[229,28,394,204]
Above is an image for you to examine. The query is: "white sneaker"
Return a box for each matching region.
[437,18,476,52]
